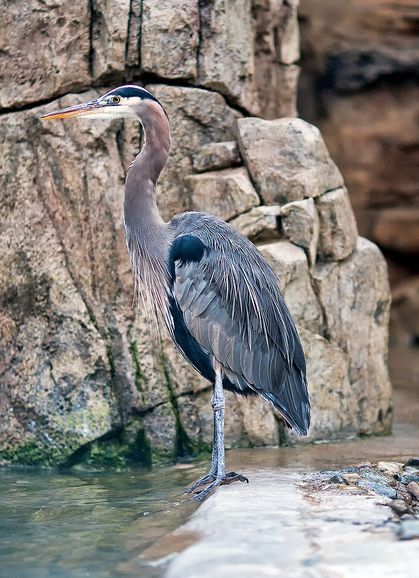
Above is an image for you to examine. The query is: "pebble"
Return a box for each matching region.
[359,467,395,487]
[390,499,410,516]
[404,458,419,468]
[341,473,361,484]
[407,481,419,501]
[358,480,397,499]
[377,462,402,476]
[400,474,419,485]
[397,519,419,541]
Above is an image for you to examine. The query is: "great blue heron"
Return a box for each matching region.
[41,85,310,501]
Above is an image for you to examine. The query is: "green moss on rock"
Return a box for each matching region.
[0,440,71,467]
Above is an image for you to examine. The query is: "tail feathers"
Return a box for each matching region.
[264,365,311,436]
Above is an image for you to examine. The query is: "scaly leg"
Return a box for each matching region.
[185,369,249,500]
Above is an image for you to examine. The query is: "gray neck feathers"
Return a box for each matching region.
[124,101,173,331]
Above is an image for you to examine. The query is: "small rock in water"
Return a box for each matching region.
[358,480,397,499]
[407,481,419,501]
[397,519,419,540]
[390,499,410,516]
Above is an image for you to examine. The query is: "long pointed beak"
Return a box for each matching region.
[40,100,101,121]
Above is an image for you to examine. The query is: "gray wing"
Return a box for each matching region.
[169,213,310,435]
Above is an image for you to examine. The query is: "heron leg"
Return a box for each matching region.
[189,371,248,501]
[184,375,222,494]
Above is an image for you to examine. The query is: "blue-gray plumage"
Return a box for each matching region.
[41,84,311,501]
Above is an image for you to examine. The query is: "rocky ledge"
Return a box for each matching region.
[310,458,419,541]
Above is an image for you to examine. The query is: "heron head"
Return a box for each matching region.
[40,85,164,122]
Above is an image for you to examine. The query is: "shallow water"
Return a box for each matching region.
[0,464,204,578]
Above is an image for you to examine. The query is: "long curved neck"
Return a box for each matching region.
[123,101,172,326]
[124,101,170,232]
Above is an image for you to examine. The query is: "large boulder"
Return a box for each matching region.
[237,117,344,205]
[186,167,260,221]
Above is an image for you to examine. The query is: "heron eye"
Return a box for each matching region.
[111,96,121,104]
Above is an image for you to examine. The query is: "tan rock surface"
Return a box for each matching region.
[230,206,281,241]
[192,141,241,173]
[186,167,259,221]
[0,1,90,109]
[280,198,319,265]
[237,117,344,205]
[90,0,132,81]
[312,238,393,434]
[316,187,358,261]
[141,0,198,79]
[198,0,300,117]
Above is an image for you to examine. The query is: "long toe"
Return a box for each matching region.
[193,472,249,501]
[185,473,216,494]
[193,478,223,501]
[223,471,249,485]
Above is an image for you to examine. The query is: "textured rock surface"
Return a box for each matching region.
[316,187,358,261]
[197,0,300,116]
[0,1,90,109]
[0,1,393,465]
[280,198,319,265]
[141,0,198,79]
[186,167,259,220]
[294,328,356,441]
[192,141,241,173]
[312,238,393,434]
[230,206,281,242]
[237,117,344,205]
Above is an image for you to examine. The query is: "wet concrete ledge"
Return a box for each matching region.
[164,468,418,578]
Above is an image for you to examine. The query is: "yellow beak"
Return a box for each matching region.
[40,100,100,121]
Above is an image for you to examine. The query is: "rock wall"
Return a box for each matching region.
[0,0,392,467]
[298,0,419,348]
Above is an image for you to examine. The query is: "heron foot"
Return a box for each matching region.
[184,473,216,494]
[192,471,249,502]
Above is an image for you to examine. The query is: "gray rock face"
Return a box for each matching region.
[316,187,358,261]
[237,117,344,205]
[186,167,260,221]
[291,328,356,442]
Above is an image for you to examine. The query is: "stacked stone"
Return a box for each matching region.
[0,0,391,467]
